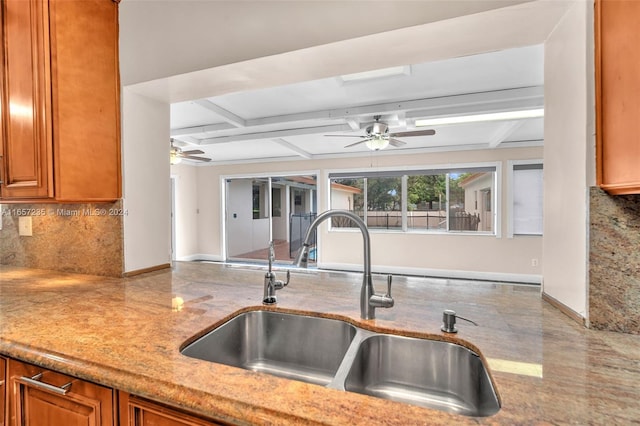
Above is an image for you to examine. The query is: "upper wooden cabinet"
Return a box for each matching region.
[595,0,640,195]
[0,0,53,200]
[0,0,121,202]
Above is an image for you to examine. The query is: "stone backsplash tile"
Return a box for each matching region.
[589,187,640,334]
[0,201,124,277]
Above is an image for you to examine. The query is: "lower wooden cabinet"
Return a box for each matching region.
[1,357,6,426]
[6,359,115,426]
[119,392,224,426]
[1,359,225,426]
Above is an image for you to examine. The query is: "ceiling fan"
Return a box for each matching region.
[170,139,211,164]
[325,115,436,151]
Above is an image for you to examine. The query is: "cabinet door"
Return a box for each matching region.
[48,0,121,202]
[119,393,224,426]
[0,0,54,200]
[1,357,6,426]
[7,359,114,426]
[596,0,640,194]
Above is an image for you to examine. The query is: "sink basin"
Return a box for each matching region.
[181,310,357,386]
[182,309,500,417]
[344,334,500,417]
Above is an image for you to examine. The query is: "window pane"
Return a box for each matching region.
[252,182,268,219]
[330,167,495,234]
[513,167,543,235]
[406,174,447,230]
[272,187,281,217]
[366,177,402,230]
[454,172,494,232]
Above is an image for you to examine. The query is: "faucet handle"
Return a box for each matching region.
[386,274,393,297]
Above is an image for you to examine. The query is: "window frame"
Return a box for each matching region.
[327,162,501,236]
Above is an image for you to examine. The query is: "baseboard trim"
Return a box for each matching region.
[319,262,542,285]
[177,254,224,262]
[123,263,171,277]
[542,292,586,326]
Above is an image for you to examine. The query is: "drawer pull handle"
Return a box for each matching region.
[21,372,72,395]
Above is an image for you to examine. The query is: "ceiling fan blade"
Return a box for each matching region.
[389,129,436,137]
[182,149,205,155]
[344,139,369,148]
[182,155,212,162]
[388,138,407,147]
[324,134,368,138]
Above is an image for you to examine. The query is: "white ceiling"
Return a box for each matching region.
[170,44,544,164]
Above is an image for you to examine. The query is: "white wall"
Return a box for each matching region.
[171,164,199,260]
[122,89,171,272]
[195,147,543,283]
[332,188,355,211]
[118,0,532,86]
[542,1,591,317]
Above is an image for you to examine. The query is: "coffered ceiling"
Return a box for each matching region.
[170,44,544,164]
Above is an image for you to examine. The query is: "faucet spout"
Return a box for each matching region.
[263,241,290,305]
[294,210,394,320]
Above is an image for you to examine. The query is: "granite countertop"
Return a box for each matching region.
[0,262,639,424]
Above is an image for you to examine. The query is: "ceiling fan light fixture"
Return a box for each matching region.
[170,148,182,165]
[365,138,389,151]
[415,108,544,127]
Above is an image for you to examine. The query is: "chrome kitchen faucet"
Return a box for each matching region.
[262,241,290,305]
[293,210,394,320]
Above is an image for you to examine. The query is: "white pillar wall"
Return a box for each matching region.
[542,0,591,318]
[122,89,172,273]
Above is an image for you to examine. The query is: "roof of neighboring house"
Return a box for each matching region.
[330,182,362,194]
[459,172,491,188]
[288,176,317,186]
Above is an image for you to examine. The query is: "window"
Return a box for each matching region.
[330,165,496,234]
[512,163,543,236]
[406,173,447,231]
[272,187,281,217]
[252,181,268,219]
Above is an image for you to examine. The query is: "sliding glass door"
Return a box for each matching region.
[225,174,317,265]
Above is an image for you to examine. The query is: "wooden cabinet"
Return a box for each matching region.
[6,358,115,426]
[595,0,640,195]
[0,0,53,200]
[119,393,224,426]
[1,357,6,425]
[0,0,121,202]
[2,359,226,426]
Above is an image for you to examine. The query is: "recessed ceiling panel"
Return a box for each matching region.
[203,45,543,121]
[170,45,545,163]
[171,101,228,129]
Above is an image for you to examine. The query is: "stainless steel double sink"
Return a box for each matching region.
[181,309,500,417]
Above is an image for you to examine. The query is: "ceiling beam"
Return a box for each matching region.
[487,120,526,148]
[346,118,360,130]
[245,86,543,127]
[170,86,543,140]
[171,122,236,137]
[193,99,247,128]
[199,123,353,145]
[272,138,314,159]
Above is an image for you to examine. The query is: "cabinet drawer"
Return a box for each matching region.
[7,359,114,425]
[119,392,226,426]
